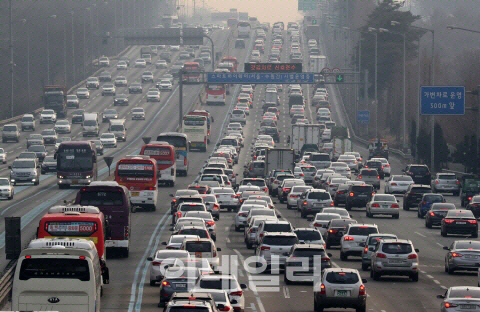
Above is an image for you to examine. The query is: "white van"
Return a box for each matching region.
[109,119,127,141]
[83,113,99,137]
[12,238,107,312]
[181,237,221,269]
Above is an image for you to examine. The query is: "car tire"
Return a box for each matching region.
[235,225,240,232]
[246,242,252,249]
[283,273,291,285]
[340,252,347,261]
[286,203,291,209]
[441,229,447,237]
[426,220,432,228]
[373,270,381,281]
[345,203,351,211]
[361,263,369,271]
[8,193,13,200]
[411,273,419,282]
[403,202,409,211]
[325,242,331,249]
[150,280,156,286]
[454,191,460,196]
[472,231,478,238]
[34,180,39,186]
[356,305,367,312]
[393,214,399,219]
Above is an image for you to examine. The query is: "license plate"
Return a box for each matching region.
[336,290,348,297]
[381,205,389,208]
[314,203,323,207]
[465,255,478,259]
[131,192,139,196]
[457,222,466,225]
[389,259,403,264]
[175,283,187,289]
[359,195,367,197]
[460,304,475,309]
[72,180,78,184]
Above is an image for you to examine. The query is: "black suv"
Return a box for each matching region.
[403,184,432,210]
[364,160,385,179]
[404,164,431,185]
[345,184,374,210]
[259,127,280,143]
[159,52,171,63]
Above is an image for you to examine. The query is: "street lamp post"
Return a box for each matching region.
[368,27,379,139]
[46,15,57,85]
[71,11,75,84]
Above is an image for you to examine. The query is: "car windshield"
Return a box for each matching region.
[438,174,456,180]
[325,272,359,284]
[382,243,413,254]
[13,160,35,168]
[295,230,321,241]
[292,248,325,257]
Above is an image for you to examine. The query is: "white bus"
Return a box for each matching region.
[12,238,107,312]
[237,21,251,38]
[182,115,208,152]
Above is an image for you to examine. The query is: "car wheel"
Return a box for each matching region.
[325,242,331,249]
[356,305,367,312]
[235,225,240,232]
[426,220,432,228]
[340,252,347,261]
[472,231,478,238]
[393,214,399,219]
[246,241,252,249]
[410,273,419,282]
[345,203,351,211]
[150,280,156,286]
[286,204,291,209]
[373,270,381,281]
[361,263,369,271]
[441,229,447,237]
[283,273,291,285]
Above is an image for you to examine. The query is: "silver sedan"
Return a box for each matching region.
[384,175,414,194]
[444,240,480,274]
[438,286,480,311]
[366,194,400,219]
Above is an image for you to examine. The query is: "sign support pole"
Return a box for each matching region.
[179,69,183,131]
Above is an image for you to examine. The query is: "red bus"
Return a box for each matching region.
[37,205,110,281]
[140,142,176,187]
[217,62,235,73]
[74,181,131,257]
[115,155,158,212]
[221,56,238,72]
[205,84,226,106]
[56,141,98,189]
[183,62,202,82]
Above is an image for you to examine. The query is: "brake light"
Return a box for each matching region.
[303,201,308,205]
[283,188,291,193]
[357,175,362,179]
[408,254,418,259]
[444,219,454,224]
[452,252,463,258]
[166,246,175,249]
[176,211,182,218]
[349,192,354,197]
[469,197,473,201]
[371,203,380,208]
[230,290,243,297]
[299,173,304,176]
[206,221,215,226]
[162,280,171,288]
[321,257,330,261]
[364,247,368,254]
[435,180,439,184]
[330,201,334,206]
[444,302,458,308]
[147,186,156,190]
[377,176,380,179]
[319,284,326,295]
[152,261,162,266]
[219,306,231,311]
[314,223,322,227]
[456,180,460,185]
[359,285,366,296]
[376,253,387,258]
[391,204,399,208]
[430,212,435,217]
[125,226,129,238]
[260,246,270,250]
[184,157,187,166]
[391,183,397,186]
[290,195,298,198]
[337,191,344,195]
[172,198,177,202]
[329,229,338,234]
[468,219,478,224]
[213,204,220,210]
[344,236,354,241]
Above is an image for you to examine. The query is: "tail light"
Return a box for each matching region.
[283,188,291,193]
[376,253,387,258]
[444,302,458,308]
[213,250,217,257]
[468,219,478,224]
[469,197,473,201]
[219,306,231,311]
[408,254,418,259]
[435,180,439,184]
[371,203,380,208]
[329,229,338,234]
[321,257,330,261]
[299,173,304,176]
[263,187,268,193]
[349,192,354,197]
[377,176,380,179]
[152,261,162,266]
[381,166,384,169]
[456,180,460,185]
[384,164,390,167]
[359,285,366,296]
[172,198,177,202]
[314,223,322,227]
[204,137,207,145]
[422,201,426,205]
[344,236,354,241]
[230,290,243,297]
[184,157,187,166]
[259,233,265,238]
[330,201,334,206]
[176,211,182,218]
[235,194,240,198]
[391,204,399,208]
[319,284,326,295]
[430,212,435,217]
[260,246,270,250]
[215,195,220,198]
[125,226,129,238]
[290,195,298,198]
[206,221,215,226]
[364,247,368,254]
[213,204,220,210]
[444,219,454,224]
[391,183,397,186]
[231,195,236,198]
[166,246,175,249]
[451,252,463,258]
[162,281,170,287]
[147,186,156,190]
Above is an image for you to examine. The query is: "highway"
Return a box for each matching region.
[1,23,476,312]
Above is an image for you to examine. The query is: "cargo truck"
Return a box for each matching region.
[265,148,295,176]
[305,25,320,41]
[332,126,352,161]
[43,85,67,118]
[291,124,325,159]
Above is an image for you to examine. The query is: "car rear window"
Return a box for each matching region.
[264,223,291,232]
[360,169,378,176]
[410,166,429,174]
[351,185,373,193]
[411,187,431,193]
[179,229,208,238]
[295,230,321,241]
[253,162,265,168]
[179,198,203,204]
[382,243,413,254]
[367,236,396,245]
[310,154,330,161]
[243,180,266,187]
[424,195,443,202]
[438,174,456,180]
[325,272,359,284]
[170,307,210,312]
[301,167,316,173]
[307,192,330,200]
[199,278,236,289]
[185,242,212,252]
[292,248,325,257]
[446,210,475,218]
[348,227,378,236]
[366,162,382,168]
[432,204,456,211]
[262,236,298,246]
[449,288,480,299]
[79,191,124,206]
[330,219,356,228]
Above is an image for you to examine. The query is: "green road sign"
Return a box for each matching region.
[312,20,317,24]
[298,0,317,11]
[336,74,344,82]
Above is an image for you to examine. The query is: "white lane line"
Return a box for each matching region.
[436,242,444,248]
[233,249,266,312]
[420,270,426,274]
[427,274,434,279]
[283,286,290,299]
[226,237,231,243]
[249,303,257,311]
[440,285,447,289]
[414,231,426,238]
[381,310,387,312]
[332,261,340,268]
[225,226,230,231]
[434,280,441,285]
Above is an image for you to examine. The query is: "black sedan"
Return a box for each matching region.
[41,155,57,174]
[425,203,456,228]
[441,209,478,238]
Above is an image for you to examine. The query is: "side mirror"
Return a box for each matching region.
[147,257,153,261]
[362,278,368,283]
[443,246,449,250]
[415,248,419,252]
[161,242,167,245]
[437,295,445,299]
[240,283,247,289]
[306,216,314,222]
[368,247,375,251]
[8,166,11,169]
[169,194,174,197]
[327,253,332,257]
[214,217,219,221]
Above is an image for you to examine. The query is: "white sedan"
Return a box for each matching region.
[54,120,72,134]
[366,194,400,218]
[384,175,414,194]
[100,133,117,148]
[146,90,161,102]
[0,178,14,200]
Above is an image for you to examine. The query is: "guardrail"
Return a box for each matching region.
[0,259,15,308]
[0,45,135,128]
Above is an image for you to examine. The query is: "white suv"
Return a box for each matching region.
[370,239,419,282]
[340,224,379,261]
[314,268,367,312]
[230,109,247,125]
[210,187,239,211]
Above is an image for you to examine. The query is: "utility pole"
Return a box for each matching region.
[9,0,14,118]
[71,11,75,84]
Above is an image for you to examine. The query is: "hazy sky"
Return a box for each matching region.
[206,0,304,24]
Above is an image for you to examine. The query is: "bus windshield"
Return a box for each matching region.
[156,135,187,148]
[78,191,124,206]
[57,148,93,171]
[20,258,90,281]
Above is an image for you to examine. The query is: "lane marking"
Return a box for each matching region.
[233,249,266,312]
[283,286,290,299]
[420,270,426,274]
[414,231,426,238]
[440,285,447,289]
[436,242,444,248]
[433,280,441,285]
[427,274,434,279]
